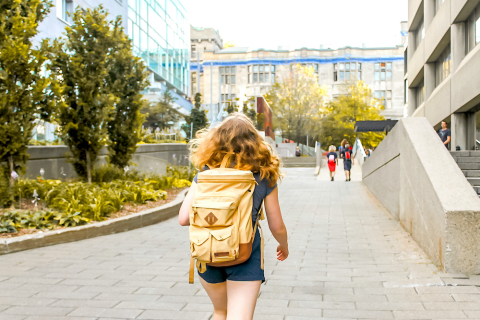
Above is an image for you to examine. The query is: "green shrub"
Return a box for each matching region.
[1,165,193,233]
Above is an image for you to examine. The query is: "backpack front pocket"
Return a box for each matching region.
[192,196,238,227]
[190,226,211,262]
[210,226,238,263]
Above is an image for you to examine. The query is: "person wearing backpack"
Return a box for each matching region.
[178,113,288,320]
[325,145,338,181]
[341,143,354,181]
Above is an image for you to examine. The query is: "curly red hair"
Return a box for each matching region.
[190,113,282,187]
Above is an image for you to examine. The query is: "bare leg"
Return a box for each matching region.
[200,278,227,320]
[226,280,262,320]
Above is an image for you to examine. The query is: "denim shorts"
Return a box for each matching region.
[198,228,265,283]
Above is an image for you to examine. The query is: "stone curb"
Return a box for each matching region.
[0,188,189,255]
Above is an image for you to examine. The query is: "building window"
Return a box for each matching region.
[435,43,451,87]
[191,45,196,59]
[415,79,425,108]
[414,18,425,50]
[404,79,408,104]
[57,0,73,23]
[333,62,361,82]
[220,66,236,85]
[374,90,393,109]
[466,2,480,54]
[248,64,275,84]
[435,0,445,15]
[375,62,392,82]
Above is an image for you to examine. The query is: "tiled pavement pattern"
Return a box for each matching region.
[0,168,480,320]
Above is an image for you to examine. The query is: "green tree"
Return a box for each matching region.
[50,6,118,183]
[266,64,328,146]
[0,0,57,206]
[106,23,150,169]
[182,93,209,140]
[317,80,386,149]
[141,89,181,131]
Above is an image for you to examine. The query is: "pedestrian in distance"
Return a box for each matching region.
[438,120,451,149]
[178,113,288,320]
[341,142,354,181]
[339,139,348,156]
[325,145,338,181]
[295,146,301,157]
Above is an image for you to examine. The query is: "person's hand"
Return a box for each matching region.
[277,243,289,261]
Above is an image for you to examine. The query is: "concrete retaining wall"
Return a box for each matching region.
[0,189,188,255]
[22,144,189,180]
[363,117,480,274]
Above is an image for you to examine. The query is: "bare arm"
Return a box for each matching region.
[178,181,196,226]
[445,136,451,145]
[264,187,288,261]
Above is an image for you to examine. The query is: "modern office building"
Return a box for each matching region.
[406,0,480,150]
[33,0,191,140]
[191,25,406,122]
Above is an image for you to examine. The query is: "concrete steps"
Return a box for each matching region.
[282,157,316,168]
[451,151,480,195]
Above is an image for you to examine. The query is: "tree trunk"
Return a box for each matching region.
[9,155,14,209]
[86,151,92,183]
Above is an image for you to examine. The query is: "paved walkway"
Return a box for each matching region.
[1,168,480,320]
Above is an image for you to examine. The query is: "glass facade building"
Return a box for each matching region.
[128,0,190,96]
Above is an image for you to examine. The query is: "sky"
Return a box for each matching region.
[181,0,408,50]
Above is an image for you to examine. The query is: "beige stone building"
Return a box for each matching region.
[191,25,406,122]
[407,0,480,150]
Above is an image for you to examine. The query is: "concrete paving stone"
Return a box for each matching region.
[356,301,424,310]
[134,287,200,296]
[415,286,480,294]
[76,285,140,294]
[58,278,120,286]
[452,294,480,301]
[181,303,212,311]
[98,307,143,318]
[252,316,284,320]
[115,301,185,310]
[255,306,323,317]
[393,310,468,319]
[323,294,388,302]
[95,293,160,302]
[0,297,56,306]
[67,307,106,317]
[136,310,212,319]
[0,306,75,316]
[0,316,26,320]
[23,317,96,320]
[259,293,322,301]
[115,280,175,288]
[51,299,120,308]
[465,311,480,318]
[265,280,324,287]
[387,294,454,302]
[324,281,384,288]
[288,300,355,310]
[423,302,480,310]
[353,287,417,295]
[30,291,99,300]
[323,309,394,319]
[13,284,80,293]
[293,287,354,295]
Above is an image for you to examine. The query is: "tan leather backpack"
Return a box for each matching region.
[188,153,264,284]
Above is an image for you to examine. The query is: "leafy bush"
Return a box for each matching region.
[1,165,194,233]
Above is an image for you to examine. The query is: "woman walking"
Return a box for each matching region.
[341,142,354,181]
[325,145,338,181]
[178,113,288,320]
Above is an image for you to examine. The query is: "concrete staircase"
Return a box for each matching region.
[450,151,480,195]
[282,157,316,168]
